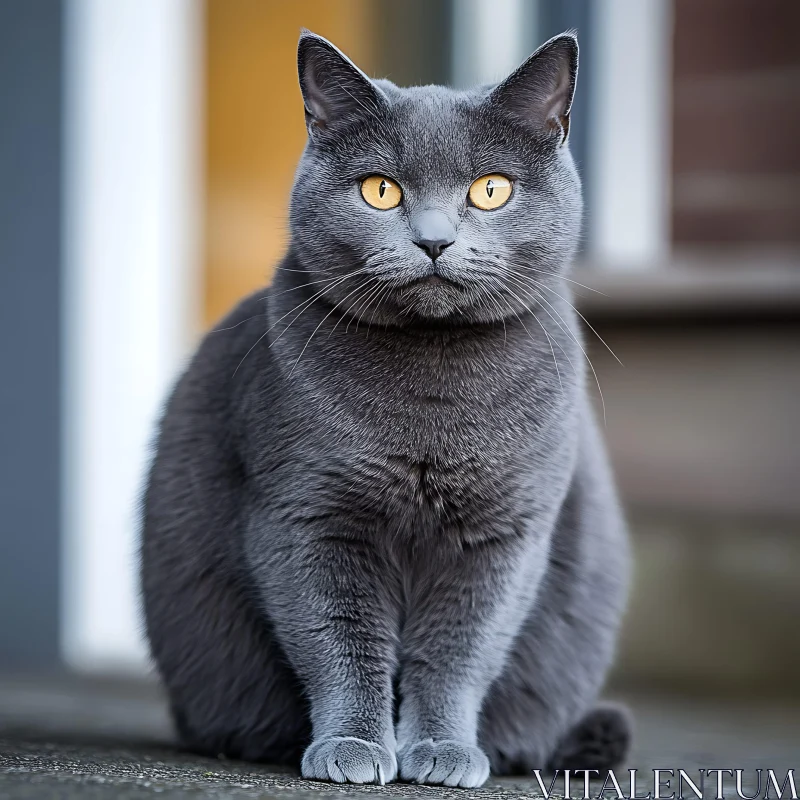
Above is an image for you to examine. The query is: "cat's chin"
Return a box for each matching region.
[395,281,464,321]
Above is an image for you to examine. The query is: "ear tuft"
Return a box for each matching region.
[297,31,385,133]
[489,32,579,143]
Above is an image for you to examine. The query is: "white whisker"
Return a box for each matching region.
[290,278,384,375]
[485,278,569,392]
[232,269,363,378]
[210,313,265,334]
[365,280,397,337]
[533,282,623,367]
[328,278,379,338]
[348,280,385,334]
[502,272,606,424]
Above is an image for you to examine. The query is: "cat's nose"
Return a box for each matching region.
[416,237,453,260]
[411,209,456,261]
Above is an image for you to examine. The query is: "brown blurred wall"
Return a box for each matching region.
[672,0,800,245]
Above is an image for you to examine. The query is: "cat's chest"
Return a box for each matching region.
[284,327,569,525]
[332,382,537,521]
[337,357,517,459]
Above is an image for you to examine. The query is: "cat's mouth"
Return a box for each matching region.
[392,272,467,320]
[400,274,462,290]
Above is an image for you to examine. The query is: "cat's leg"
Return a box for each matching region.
[481,626,631,775]
[479,592,631,776]
[145,563,310,763]
[547,703,632,772]
[246,516,401,785]
[142,447,312,764]
[478,454,630,774]
[395,534,549,789]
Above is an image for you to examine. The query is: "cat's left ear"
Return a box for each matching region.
[297,30,386,134]
[489,32,578,144]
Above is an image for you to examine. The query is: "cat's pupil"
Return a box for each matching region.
[379,180,388,198]
[486,180,494,198]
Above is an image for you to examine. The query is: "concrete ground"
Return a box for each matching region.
[0,675,798,799]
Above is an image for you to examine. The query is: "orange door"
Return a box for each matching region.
[204,0,376,326]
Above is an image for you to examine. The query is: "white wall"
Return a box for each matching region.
[589,0,673,268]
[451,0,534,89]
[451,0,673,268]
[62,0,202,672]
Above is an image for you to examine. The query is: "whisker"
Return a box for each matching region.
[467,257,608,295]
[495,284,562,390]
[232,328,271,379]
[210,313,265,334]
[516,264,608,296]
[267,277,349,344]
[534,318,563,391]
[503,273,606,423]
[290,278,383,375]
[232,271,357,378]
[398,301,416,318]
[357,281,388,332]
[328,278,379,338]
[365,280,396,337]
[268,267,373,347]
[479,285,508,347]
[485,278,569,391]
[270,273,348,299]
[532,282,623,367]
[488,272,579,378]
[348,280,385,335]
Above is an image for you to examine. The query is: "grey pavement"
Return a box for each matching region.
[0,675,797,799]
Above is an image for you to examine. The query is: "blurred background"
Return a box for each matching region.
[1,0,799,706]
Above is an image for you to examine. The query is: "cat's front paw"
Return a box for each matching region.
[398,739,490,788]
[301,736,397,785]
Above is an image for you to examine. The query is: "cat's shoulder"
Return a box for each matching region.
[171,286,277,412]
[208,289,270,345]
[200,288,272,366]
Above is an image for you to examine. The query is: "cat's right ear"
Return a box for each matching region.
[297,30,386,135]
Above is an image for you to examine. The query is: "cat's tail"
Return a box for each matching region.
[547,704,632,773]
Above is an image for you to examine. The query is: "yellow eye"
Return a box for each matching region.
[360,175,403,210]
[468,174,513,210]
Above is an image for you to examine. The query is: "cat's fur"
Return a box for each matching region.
[141,31,630,788]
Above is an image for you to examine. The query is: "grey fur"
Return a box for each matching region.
[141,30,630,788]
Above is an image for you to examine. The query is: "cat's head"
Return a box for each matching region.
[289,30,582,327]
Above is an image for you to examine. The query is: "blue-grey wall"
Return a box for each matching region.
[538,0,595,251]
[0,0,63,669]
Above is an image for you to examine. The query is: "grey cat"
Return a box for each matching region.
[141,30,630,788]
